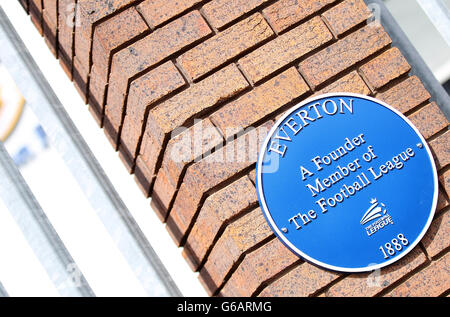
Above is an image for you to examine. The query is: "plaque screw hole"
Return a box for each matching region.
[281,228,288,233]
[417,143,423,149]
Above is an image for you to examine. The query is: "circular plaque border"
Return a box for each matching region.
[256,93,438,273]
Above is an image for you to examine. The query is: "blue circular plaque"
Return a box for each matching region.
[256,93,438,272]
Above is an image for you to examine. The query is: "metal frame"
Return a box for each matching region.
[365,0,450,120]
[417,0,450,48]
[0,7,180,297]
[0,142,94,297]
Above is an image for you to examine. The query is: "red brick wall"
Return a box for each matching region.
[21,0,449,297]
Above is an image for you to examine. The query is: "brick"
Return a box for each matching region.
[184,176,258,269]
[203,0,270,30]
[137,0,202,29]
[153,119,223,211]
[73,56,90,103]
[200,208,273,294]
[19,0,29,12]
[322,0,371,36]
[74,0,134,72]
[119,62,186,172]
[437,188,449,211]
[359,47,410,91]
[104,11,212,146]
[259,262,340,297]
[89,7,149,122]
[210,68,309,139]
[408,103,448,139]
[441,170,450,198]
[326,247,426,297]
[299,25,391,88]
[421,210,449,259]
[429,131,450,170]
[386,252,450,297]
[74,0,134,98]
[43,0,57,24]
[315,71,371,95]
[88,64,108,123]
[178,13,273,80]
[376,76,431,114]
[135,64,248,192]
[239,16,332,83]
[248,169,256,185]
[167,122,272,244]
[30,0,43,35]
[221,239,299,297]
[58,0,76,79]
[263,0,336,33]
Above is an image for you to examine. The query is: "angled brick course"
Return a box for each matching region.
[177,13,273,81]
[20,0,450,297]
[89,6,149,123]
[203,0,270,30]
[299,24,392,89]
[359,47,410,92]
[104,10,212,147]
[386,252,450,297]
[322,0,371,37]
[137,0,202,29]
[210,67,309,139]
[263,0,337,34]
[184,175,259,270]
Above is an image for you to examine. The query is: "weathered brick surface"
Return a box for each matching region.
[322,0,370,36]
[153,118,223,211]
[89,7,149,122]
[137,0,202,29]
[386,252,450,297]
[167,122,272,244]
[248,169,256,185]
[299,25,391,89]
[259,262,340,297]
[74,0,134,100]
[21,0,450,298]
[210,68,309,139]
[239,16,332,84]
[184,176,258,270]
[43,0,58,56]
[441,170,450,198]
[135,64,248,192]
[359,47,410,91]
[429,130,450,170]
[421,210,449,259]
[105,11,212,146]
[408,102,448,140]
[325,247,426,297]
[315,71,371,95]
[376,76,431,113]
[29,0,43,34]
[200,208,273,294]
[19,0,29,12]
[437,188,449,212]
[119,62,186,171]
[203,0,270,30]
[263,0,336,33]
[221,238,299,297]
[178,13,273,81]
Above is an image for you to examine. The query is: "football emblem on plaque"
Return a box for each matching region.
[256,94,437,272]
